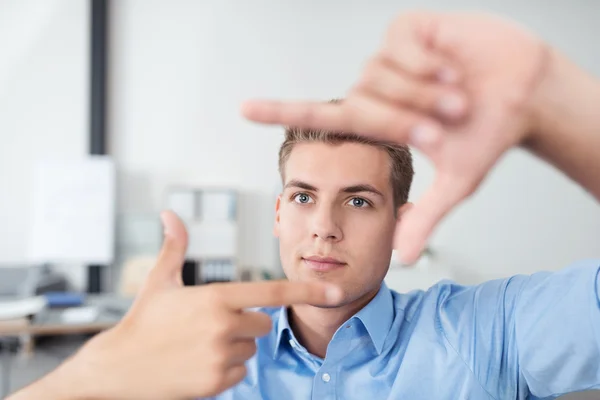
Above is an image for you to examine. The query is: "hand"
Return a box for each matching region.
[240,11,550,264]
[53,211,342,400]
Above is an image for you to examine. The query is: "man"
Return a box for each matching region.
[9,10,600,400]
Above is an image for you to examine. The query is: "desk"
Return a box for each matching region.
[0,295,132,337]
[0,321,116,336]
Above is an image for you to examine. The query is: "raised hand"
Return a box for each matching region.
[240,11,550,264]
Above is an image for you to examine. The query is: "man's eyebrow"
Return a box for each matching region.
[284,180,318,191]
[342,184,384,198]
[283,180,384,198]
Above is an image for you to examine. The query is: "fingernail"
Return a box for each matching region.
[160,212,172,236]
[393,250,406,266]
[325,285,344,304]
[436,93,465,118]
[437,67,459,84]
[399,256,415,267]
[409,124,441,147]
[399,246,422,266]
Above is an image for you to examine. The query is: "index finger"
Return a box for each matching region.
[216,280,343,310]
[240,100,350,133]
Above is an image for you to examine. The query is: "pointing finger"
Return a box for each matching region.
[240,100,350,133]
[216,280,343,310]
[241,96,443,146]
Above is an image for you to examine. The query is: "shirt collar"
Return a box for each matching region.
[272,282,394,358]
[353,282,394,354]
[273,306,293,359]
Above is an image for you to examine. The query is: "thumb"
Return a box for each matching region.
[142,210,189,293]
[394,173,473,264]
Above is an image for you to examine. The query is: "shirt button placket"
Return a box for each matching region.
[312,369,335,400]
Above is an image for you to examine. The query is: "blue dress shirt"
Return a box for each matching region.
[208,259,600,399]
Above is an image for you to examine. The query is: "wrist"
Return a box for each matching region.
[67,328,124,399]
[525,45,599,148]
[525,44,561,145]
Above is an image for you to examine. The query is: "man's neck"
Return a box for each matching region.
[288,288,379,358]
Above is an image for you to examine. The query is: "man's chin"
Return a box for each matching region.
[295,296,349,309]
[295,270,344,283]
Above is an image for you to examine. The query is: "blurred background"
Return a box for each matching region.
[0,0,599,398]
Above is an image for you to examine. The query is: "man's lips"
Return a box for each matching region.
[302,256,346,271]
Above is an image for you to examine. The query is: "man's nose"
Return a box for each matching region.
[311,205,343,242]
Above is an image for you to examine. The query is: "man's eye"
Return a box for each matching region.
[293,193,313,204]
[347,197,369,208]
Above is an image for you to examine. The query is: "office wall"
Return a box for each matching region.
[0,0,89,288]
[109,0,600,282]
[0,0,88,272]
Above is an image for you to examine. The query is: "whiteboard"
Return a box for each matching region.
[28,156,116,265]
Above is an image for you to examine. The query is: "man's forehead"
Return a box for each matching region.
[284,142,391,192]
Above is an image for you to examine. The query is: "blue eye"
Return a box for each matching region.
[348,197,369,208]
[293,193,313,204]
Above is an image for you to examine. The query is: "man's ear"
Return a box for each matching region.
[273,195,282,237]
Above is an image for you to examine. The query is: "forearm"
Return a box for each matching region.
[7,356,94,400]
[7,332,118,400]
[526,47,600,202]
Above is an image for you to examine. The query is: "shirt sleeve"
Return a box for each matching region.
[437,259,600,399]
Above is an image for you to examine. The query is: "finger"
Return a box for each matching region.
[393,173,474,264]
[231,311,273,339]
[344,95,445,143]
[222,364,247,389]
[240,100,350,132]
[242,95,444,146]
[382,42,458,84]
[227,340,257,365]
[352,58,467,120]
[217,280,343,310]
[383,13,460,83]
[144,210,189,291]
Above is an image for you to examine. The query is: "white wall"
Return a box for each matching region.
[1,0,599,288]
[0,0,89,287]
[109,0,600,283]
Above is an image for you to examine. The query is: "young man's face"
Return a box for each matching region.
[274,141,404,308]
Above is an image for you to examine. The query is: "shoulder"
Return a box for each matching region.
[386,276,524,323]
[432,258,600,313]
[412,258,600,338]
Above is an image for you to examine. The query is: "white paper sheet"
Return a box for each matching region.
[28,156,116,265]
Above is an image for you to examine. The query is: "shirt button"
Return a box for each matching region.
[321,373,331,383]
